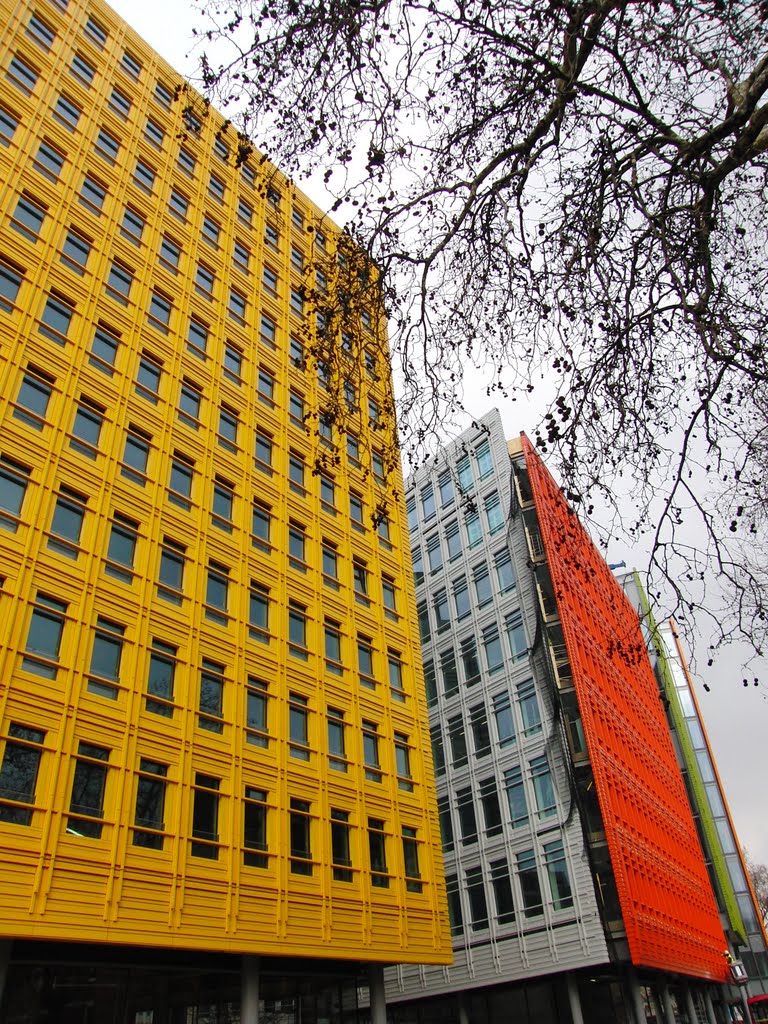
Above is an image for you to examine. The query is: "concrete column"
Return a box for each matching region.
[684,984,698,1024]
[241,954,260,1024]
[567,974,585,1024]
[630,971,649,1024]
[702,988,717,1024]
[661,984,676,1024]
[0,941,11,1011]
[457,992,470,1024]
[369,965,387,1024]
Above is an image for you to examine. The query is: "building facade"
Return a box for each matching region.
[394,408,750,1024]
[0,0,450,1018]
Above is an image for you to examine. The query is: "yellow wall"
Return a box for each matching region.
[0,0,450,962]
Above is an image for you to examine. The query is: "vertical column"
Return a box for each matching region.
[369,965,387,1024]
[660,984,676,1024]
[684,984,698,1024]
[241,954,260,1024]
[0,941,11,1010]
[567,974,585,1024]
[702,988,717,1024]
[457,993,470,1024]
[629,971,648,1024]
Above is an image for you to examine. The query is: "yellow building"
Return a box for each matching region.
[0,0,450,1017]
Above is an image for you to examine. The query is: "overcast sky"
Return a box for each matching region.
[108,0,768,868]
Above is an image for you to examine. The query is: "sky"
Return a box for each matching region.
[109,0,768,868]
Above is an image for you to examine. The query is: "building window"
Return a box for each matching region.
[288,451,306,494]
[531,755,557,819]
[394,733,413,792]
[199,659,225,733]
[106,261,133,305]
[90,323,119,374]
[79,175,107,215]
[440,648,459,697]
[68,741,109,839]
[105,512,138,583]
[154,81,173,108]
[265,222,279,249]
[202,215,220,248]
[108,87,131,120]
[490,859,516,925]
[289,391,305,426]
[229,288,247,324]
[214,136,229,161]
[377,515,392,547]
[457,454,474,493]
[7,54,39,95]
[327,708,346,772]
[461,637,481,687]
[96,124,122,163]
[388,650,405,701]
[0,456,30,532]
[34,140,64,182]
[137,352,162,400]
[331,809,353,882]
[353,559,369,603]
[157,538,185,604]
[482,624,504,673]
[358,636,375,689]
[289,798,312,875]
[146,639,176,716]
[474,563,493,606]
[122,51,142,78]
[218,406,239,453]
[426,534,443,574]
[288,692,310,761]
[119,209,144,246]
[87,617,124,699]
[0,723,45,825]
[476,439,494,478]
[493,691,516,746]
[224,340,244,381]
[205,562,229,624]
[70,52,95,86]
[321,540,339,589]
[238,198,253,226]
[257,367,275,406]
[248,582,270,643]
[122,426,151,485]
[27,14,55,49]
[437,796,454,854]
[0,106,18,146]
[244,787,269,867]
[518,679,542,736]
[479,777,503,836]
[251,502,272,553]
[319,411,334,446]
[191,773,220,859]
[470,703,492,757]
[544,839,574,910]
[39,293,74,344]
[448,715,468,769]
[362,720,382,782]
[233,239,251,274]
[495,549,516,592]
[11,194,46,241]
[465,510,482,548]
[48,485,86,558]
[452,577,470,620]
[168,454,194,509]
[83,15,108,47]
[421,485,435,521]
[53,94,81,132]
[402,827,422,893]
[133,160,155,194]
[288,602,308,660]
[465,866,489,930]
[246,678,269,747]
[132,759,167,849]
[350,492,365,532]
[148,291,172,333]
[259,314,277,350]
[320,475,336,513]
[368,818,389,887]
[0,261,23,312]
[506,610,528,661]
[430,724,445,776]
[443,521,461,562]
[504,765,528,828]
[438,471,454,506]
[14,366,53,429]
[290,288,304,318]
[159,237,181,274]
[423,659,437,706]
[23,594,66,678]
[168,189,189,222]
[145,119,165,149]
[434,589,450,633]
[195,263,215,300]
[456,786,478,846]
[178,379,202,428]
[208,172,225,203]
[324,620,343,675]
[241,162,256,187]
[517,849,544,917]
[485,491,505,533]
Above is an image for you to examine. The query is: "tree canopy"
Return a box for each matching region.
[195,0,768,657]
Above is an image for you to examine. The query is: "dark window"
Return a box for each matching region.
[106,261,133,304]
[122,52,142,79]
[83,15,108,47]
[136,353,162,400]
[368,818,388,887]
[191,773,220,858]
[394,733,413,791]
[466,866,489,930]
[202,216,220,248]
[133,160,155,194]
[95,128,120,164]
[289,798,312,875]
[457,786,477,845]
[80,174,106,213]
[154,81,173,108]
[504,765,528,828]
[148,292,172,333]
[480,777,503,836]
[244,787,268,867]
[208,173,224,202]
[188,318,208,356]
[402,827,422,892]
[544,839,573,910]
[27,14,55,50]
[251,502,271,552]
[178,379,202,427]
[159,237,180,273]
[448,715,468,768]
[205,562,229,623]
[158,538,185,603]
[246,679,269,748]
[61,229,92,272]
[517,849,544,917]
[288,693,309,759]
[224,343,242,382]
[39,293,74,343]
[70,53,95,87]
[7,54,39,95]
[168,189,188,221]
[11,194,46,241]
[249,582,270,642]
[90,324,119,374]
[132,759,167,849]
[331,809,352,882]
[86,617,124,699]
[362,720,381,782]
[177,147,195,174]
[48,485,86,557]
[68,741,109,839]
[0,262,22,312]
[0,106,19,145]
[14,366,53,428]
[122,426,150,484]
[105,513,138,582]
[199,659,225,733]
[34,141,64,182]
[52,94,81,132]
[168,455,194,509]
[0,456,29,531]
[23,594,66,678]
[0,723,45,825]
[108,87,131,120]
[120,208,145,246]
[327,707,346,772]
[146,639,176,716]
[490,859,516,925]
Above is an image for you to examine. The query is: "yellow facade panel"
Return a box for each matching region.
[0,0,450,966]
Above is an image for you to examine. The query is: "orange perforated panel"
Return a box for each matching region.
[521,435,728,981]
